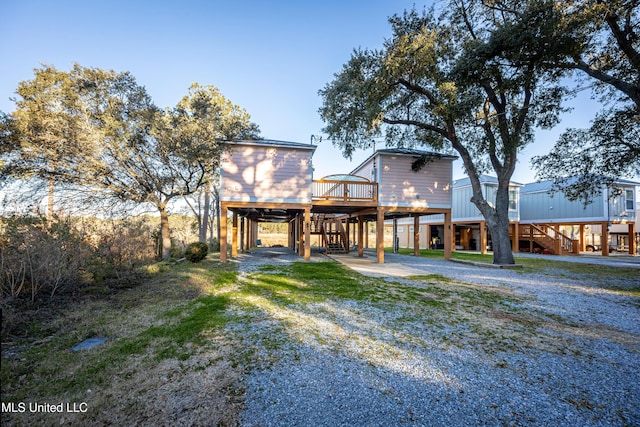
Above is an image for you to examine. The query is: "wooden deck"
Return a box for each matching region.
[311,180,378,213]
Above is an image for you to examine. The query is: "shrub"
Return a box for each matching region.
[185,242,208,263]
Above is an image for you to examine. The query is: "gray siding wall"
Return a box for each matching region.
[452,186,481,220]
[520,190,606,223]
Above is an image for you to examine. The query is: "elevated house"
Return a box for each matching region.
[390,175,639,256]
[519,178,638,256]
[389,175,523,254]
[219,141,457,262]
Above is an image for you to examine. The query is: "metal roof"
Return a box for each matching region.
[521,177,640,194]
[350,148,457,174]
[224,139,317,151]
[453,174,523,189]
[375,148,458,160]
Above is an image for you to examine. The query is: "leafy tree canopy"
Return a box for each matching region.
[1,64,260,259]
[520,0,640,197]
[319,1,567,264]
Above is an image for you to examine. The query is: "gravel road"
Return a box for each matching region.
[236,249,640,427]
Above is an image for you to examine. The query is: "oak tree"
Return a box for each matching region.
[319,2,566,264]
[528,0,640,197]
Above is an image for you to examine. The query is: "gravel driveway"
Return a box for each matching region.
[236,249,640,427]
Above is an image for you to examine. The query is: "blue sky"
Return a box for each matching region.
[0,0,603,184]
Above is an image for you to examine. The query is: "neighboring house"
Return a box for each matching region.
[388,175,639,256]
[387,175,522,254]
[519,178,638,256]
[219,141,457,262]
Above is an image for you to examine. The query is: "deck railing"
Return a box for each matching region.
[312,180,378,202]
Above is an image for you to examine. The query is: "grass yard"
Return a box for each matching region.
[2,250,638,425]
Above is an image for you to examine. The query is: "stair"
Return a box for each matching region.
[519,224,578,255]
[313,214,348,254]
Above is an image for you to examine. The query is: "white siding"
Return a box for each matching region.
[221,145,313,203]
[377,155,452,208]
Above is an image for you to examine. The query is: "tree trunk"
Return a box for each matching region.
[159,204,172,260]
[486,217,515,265]
[215,186,221,245]
[468,174,515,265]
[199,185,211,243]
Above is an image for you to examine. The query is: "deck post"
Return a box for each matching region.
[444,211,452,260]
[512,222,519,253]
[345,220,350,254]
[232,212,238,257]
[480,221,487,254]
[628,222,636,255]
[579,224,586,252]
[220,204,228,262]
[413,214,420,256]
[602,221,609,256]
[304,207,311,261]
[376,208,385,263]
[425,223,431,250]
[298,214,304,256]
[364,221,369,249]
[451,222,456,253]
[358,216,364,257]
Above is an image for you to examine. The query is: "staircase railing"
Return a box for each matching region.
[319,216,348,254]
[519,224,579,255]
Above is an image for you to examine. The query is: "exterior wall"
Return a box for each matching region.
[221,144,313,203]
[451,185,483,221]
[377,155,452,208]
[351,158,376,183]
[520,189,606,223]
[609,184,637,222]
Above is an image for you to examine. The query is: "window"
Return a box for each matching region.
[485,186,517,210]
[509,190,518,210]
[626,189,635,210]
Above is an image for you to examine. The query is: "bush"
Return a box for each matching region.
[184,242,209,263]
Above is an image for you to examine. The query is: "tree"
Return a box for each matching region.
[319,2,566,264]
[530,0,640,197]
[175,84,260,244]
[2,65,259,260]
[77,75,258,259]
[1,65,94,220]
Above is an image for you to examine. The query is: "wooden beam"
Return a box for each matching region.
[298,215,304,256]
[358,216,364,257]
[220,204,228,262]
[444,211,452,260]
[232,211,238,257]
[480,221,487,255]
[425,223,431,250]
[304,207,311,261]
[240,217,245,253]
[377,208,385,263]
[451,222,456,253]
[628,222,636,255]
[364,220,369,249]
[602,221,609,256]
[413,214,420,256]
